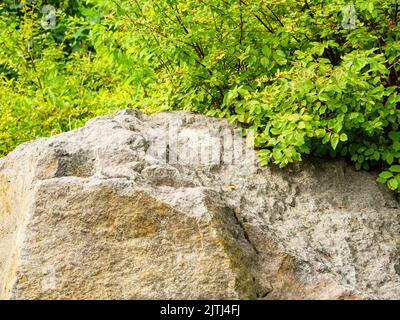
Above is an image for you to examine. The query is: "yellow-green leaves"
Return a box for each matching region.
[273,50,287,66]
[377,166,400,191]
[389,165,400,173]
[340,133,348,142]
[387,178,399,191]
[331,133,340,150]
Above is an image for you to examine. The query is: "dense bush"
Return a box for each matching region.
[0,0,136,155]
[1,1,400,192]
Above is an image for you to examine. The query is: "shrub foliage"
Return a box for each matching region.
[1,1,400,192]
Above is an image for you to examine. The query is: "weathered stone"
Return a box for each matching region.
[0,109,399,299]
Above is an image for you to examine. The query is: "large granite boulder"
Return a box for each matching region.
[0,109,399,299]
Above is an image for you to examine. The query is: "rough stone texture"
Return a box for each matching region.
[0,109,399,300]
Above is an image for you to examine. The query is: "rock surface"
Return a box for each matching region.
[0,109,399,299]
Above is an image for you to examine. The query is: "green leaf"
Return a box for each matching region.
[46,89,57,106]
[393,141,400,151]
[389,131,400,142]
[387,153,395,165]
[272,149,283,161]
[365,148,374,156]
[273,50,287,66]
[378,171,393,183]
[331,133,339,150]
[367,2,374,14]
[322,132,331,144]
[387,178,399,190]
[339,133,348,142]
[262,46,271,57]
[389,165,400,173]
[373,151,380,161]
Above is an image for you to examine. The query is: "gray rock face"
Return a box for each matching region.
[0,109,399,299]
